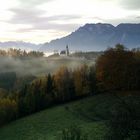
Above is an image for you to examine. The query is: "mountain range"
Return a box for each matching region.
[1,23,140,52]
[0,41,41,51]
[39,23,140,52]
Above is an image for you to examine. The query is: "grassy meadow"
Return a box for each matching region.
[0,93,139,140]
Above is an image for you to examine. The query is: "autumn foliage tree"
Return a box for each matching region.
[0,64,97,126]
[96,44,140,91]
[54,67,75,102]
[73,65,96,97]
[0,98,17,126]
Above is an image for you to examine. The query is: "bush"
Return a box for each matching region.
[0,98,18,126]
[106,98,140,140]
[58,125,88,140]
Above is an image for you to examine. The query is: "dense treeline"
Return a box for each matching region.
[0,48,44,57]
[0,72,36,91]
[0,65,97,125]
[96,44,140,91]
[70,51,103,59]
[0,72,16,90]
[48,51,102,59]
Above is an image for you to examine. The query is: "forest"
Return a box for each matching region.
[0,48,44,57]
[0,44,140,139]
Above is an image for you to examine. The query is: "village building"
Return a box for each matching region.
[59,45,69,56]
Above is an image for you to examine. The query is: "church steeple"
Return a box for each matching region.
[66,45,69,56]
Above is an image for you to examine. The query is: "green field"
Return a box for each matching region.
[0,93,139,140]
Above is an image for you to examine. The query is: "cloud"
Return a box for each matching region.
[8,7,81,32]
[18,0,53,7]
[33,23,80,32]
[16,23,80,33]
[119,0,140,10]
[9,8,46,24]
[44,15,81,21]
[103,15,140,26]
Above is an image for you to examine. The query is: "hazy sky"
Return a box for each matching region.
[0,0,140,43]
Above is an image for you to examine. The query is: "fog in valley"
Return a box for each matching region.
[0,56,95,76]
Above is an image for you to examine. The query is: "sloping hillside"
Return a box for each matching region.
[0,93,139,140]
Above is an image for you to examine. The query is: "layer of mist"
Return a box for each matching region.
[0,56,95,76]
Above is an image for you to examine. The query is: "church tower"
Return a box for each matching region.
[66,45,69,56]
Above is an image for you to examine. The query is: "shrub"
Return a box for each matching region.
[58,125,88,140]
[106,98,140,140]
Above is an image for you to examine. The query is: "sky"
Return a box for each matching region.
[0,0,140,44]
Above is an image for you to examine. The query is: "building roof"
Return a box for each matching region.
[60,50,66,55]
